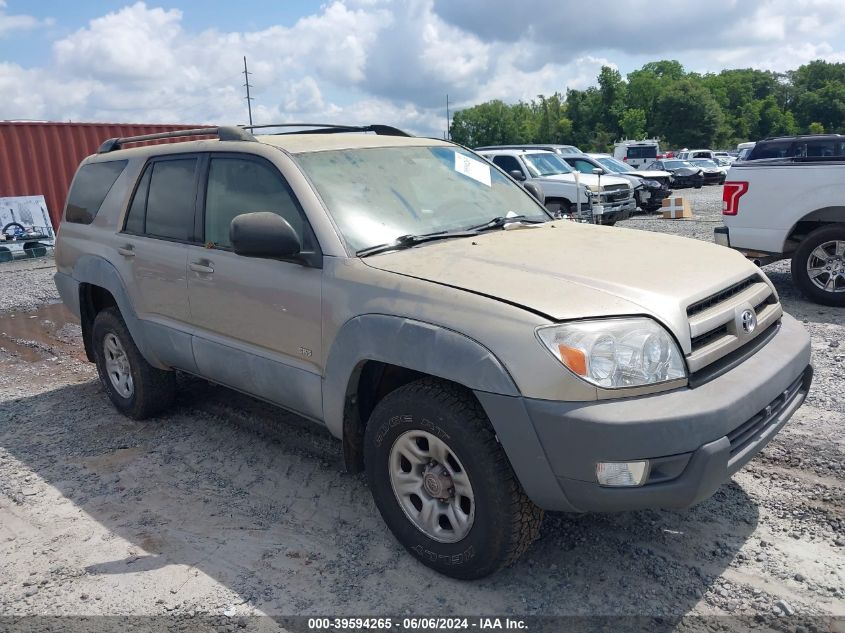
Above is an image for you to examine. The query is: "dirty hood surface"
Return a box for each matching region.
[363,222,760,341]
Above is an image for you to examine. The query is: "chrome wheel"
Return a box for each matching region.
[103,333,133,398]
[806,239,845,294]
[389,430,475,543]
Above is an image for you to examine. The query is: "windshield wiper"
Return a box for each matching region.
[356,230,477,257]
[467,214,546,232]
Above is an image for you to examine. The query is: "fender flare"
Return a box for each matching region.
[72,255,167,369]
[784,206,845,250]
[322,314,519,440]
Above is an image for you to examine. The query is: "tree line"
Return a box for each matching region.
[449,59,845,152]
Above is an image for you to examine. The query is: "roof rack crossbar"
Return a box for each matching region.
[239,123,413,137]
[97,126,256,153]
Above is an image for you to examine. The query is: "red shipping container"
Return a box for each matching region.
[0,121,211,229]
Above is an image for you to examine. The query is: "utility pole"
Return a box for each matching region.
[445,94,450,140]
[243,56,254,126]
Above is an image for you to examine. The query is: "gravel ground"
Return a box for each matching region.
[0,191,842,631]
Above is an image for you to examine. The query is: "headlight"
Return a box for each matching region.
[536,318,686,388]
[642,179,661,187]
[586,185,600,193]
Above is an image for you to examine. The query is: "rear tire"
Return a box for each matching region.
[363,379,543,579]
[791,225,845,306]
[92,307,176,419]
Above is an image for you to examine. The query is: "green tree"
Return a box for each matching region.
[597,66,626,137]
[654,79,724,147]
[808,121,825,134]
[619,108,647,139]
[449,100,528,147]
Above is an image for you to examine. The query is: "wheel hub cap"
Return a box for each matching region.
[807,239,845,294]
[103,333,134,398]
[422,464,453,501]
[389,430,475,543]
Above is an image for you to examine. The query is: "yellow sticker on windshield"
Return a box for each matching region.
[455,153,492,187]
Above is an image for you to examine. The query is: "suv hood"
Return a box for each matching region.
[625,169,672,179]
[362,223,760,349]
[535,173,631,189]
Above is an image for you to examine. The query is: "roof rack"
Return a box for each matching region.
[97,126,256,153]
[240,123,413,137]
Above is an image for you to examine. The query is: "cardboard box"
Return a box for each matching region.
[662,196,692,219]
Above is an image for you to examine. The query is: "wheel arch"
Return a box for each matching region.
[323,315,519,472]
[784,206,845,253]
[72,255,166,369]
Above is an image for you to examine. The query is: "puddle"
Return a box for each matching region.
[0,302,81,362]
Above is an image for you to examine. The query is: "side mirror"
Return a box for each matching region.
[509,169,527,181]
[592,168,605,175]
[230,212,301,259]
[523,182,545,205]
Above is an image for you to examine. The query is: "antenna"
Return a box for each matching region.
[243,56,254,126]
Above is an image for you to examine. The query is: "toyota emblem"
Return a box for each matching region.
[740,309,757,334]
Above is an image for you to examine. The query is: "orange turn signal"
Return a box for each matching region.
[558,345,587,376]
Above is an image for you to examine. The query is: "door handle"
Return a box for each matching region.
[117,246,135,257]
[189,261,214,274]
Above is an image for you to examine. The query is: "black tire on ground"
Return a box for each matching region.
[92,307,176,419]
[790,224,845,307]
[363,378,543,579]
[694,183,703,189]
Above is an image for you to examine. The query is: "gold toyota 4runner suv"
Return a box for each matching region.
[54,124,812,579]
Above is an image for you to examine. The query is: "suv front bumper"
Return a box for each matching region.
[475,313,811,513]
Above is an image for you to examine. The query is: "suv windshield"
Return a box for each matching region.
[596,156,632,173]
[691,159,718,168]
[522,153,573,176]
[295,145,548,252]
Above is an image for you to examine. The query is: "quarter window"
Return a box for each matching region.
[204,157,305,249]
[65,161,127,224]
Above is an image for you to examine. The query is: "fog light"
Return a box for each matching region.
[596,461,649,487]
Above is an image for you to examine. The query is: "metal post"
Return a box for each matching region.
[243,56,254,127]
[446,94,450,140]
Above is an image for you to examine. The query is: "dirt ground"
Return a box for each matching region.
[0,187,842,630]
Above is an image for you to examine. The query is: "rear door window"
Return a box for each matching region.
[627,146,657,159]
[124,157,198,241]
[65,161,127,224]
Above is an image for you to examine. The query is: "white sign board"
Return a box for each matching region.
[0,196,55,245]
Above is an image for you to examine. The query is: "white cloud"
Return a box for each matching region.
[2,0,845,135]
[0,1,52,37]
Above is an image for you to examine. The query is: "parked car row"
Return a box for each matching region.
[474,144,678,222]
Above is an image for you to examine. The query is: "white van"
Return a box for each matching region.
[613,139,660,169]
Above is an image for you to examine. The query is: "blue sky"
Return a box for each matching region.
[2,1,845,136]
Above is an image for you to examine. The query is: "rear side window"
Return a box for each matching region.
[627,146,657,159]
[123,158,198,241]
[748,140,795,159]
[65,161,127,224]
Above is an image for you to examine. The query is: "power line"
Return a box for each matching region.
[243,56,254,126]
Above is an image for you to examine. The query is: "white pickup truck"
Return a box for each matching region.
[716,159,845,306]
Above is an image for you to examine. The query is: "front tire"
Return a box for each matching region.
[791,225,845,306]
[364,379,543,579]
[92,307,176,419]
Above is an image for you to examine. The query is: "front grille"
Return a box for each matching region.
[685,275,783,373]
[727,373,805,458]
[687,276,758,318]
